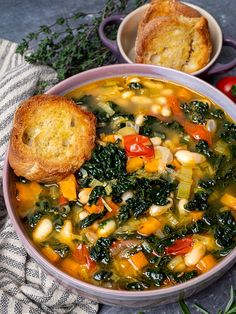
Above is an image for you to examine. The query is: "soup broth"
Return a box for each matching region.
[16,76,236,290]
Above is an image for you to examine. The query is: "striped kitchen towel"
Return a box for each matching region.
[0,39,98,314]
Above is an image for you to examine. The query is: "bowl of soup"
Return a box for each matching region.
[3,64,236,308]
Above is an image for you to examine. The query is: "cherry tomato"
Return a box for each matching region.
[165,237,193,255]
[73,243,96,271]
[123,134,154,158]
[216,76,236,102]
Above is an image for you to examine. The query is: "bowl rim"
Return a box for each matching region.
[117,2,223,76]
[3,63,236,299]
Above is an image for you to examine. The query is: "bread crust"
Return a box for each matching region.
[9,94,96,183]
[135,0,212,73]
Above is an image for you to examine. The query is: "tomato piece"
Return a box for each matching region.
[183,121,212,145]
[59,195,69,206]
[124,134,154,158]
[165,237,193,255]
[73,243,96,271]
[216,76,236,102]
[168,96,212,145]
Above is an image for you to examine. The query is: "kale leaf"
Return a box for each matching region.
[180,101,209,125]
[89,237,112,265]
[143,269,165,287]
[220,122,236,144]
[195,140,214,158]
[79,210,107,229]
[184,191,209,211]
[81,144,127,181]
[88,186,106,205]
[93,270,113,281]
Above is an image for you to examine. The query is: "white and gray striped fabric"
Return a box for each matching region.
[0,39,98,314]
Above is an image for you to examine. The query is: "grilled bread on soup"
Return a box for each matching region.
[9,94,96,183]
[135,0,212,73]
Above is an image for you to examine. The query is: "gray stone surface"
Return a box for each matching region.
[0,1,236,313]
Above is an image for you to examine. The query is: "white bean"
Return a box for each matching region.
[155,146,173,164]
[121,90,135,99]
[33,218,53,242]
[122,191,134,202]
[150,136,162,146]
[206,119,217,133]
[78,188,91,204]
[149,198,173,216]
[131,96,152,106]
[135,114,145,126]
[161,106,172,117]
[85,230,98,244]
[161,88,174,96]
[175,150,206,165]
[156,96,167,106]
[178,199,188,216]
[150,104,161,114]
[98,220,116,237]
[79,210,89,220]
[127,77,140,84]
[142,80,164,90]
[184,242,206,266]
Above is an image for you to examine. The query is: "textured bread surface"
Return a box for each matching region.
[135,0,212,73]
[9,94,96,183]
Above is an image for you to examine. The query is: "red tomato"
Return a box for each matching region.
[165,237,193,255]
[123,135,154,158]
[216,76,236,102]
[168,96,212,145]
[183,121,212,145]
[58,195,69,206]
[73,243,96,271]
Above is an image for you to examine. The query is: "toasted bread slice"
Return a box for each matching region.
[140,0,200,27]
[135,15,212,73]
[9,94,96,183]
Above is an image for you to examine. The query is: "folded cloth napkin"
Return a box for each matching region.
[0,38,98,314]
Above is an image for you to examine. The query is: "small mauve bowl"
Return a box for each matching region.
[99,3,236,77]
[3,64,236,308]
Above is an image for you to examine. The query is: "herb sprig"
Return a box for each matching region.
[16,0,147,81]
[179,285,236,314]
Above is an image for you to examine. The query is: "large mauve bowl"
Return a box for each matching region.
[3,64,236,308]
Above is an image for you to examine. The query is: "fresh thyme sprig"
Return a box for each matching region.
[179,285,236,314]
[16,0,147,81]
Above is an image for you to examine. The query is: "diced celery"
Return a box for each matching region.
[177,180,192,199]
[214,140,230,157]
[97,101,115,116]
[89,178,104,188]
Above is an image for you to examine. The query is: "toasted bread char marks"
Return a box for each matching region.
[135,0,212,73]
[9,94,96,183]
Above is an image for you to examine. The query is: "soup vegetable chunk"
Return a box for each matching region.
[16,76,236,290]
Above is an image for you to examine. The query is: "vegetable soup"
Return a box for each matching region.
[16,76,236,290]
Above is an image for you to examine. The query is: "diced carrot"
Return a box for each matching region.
[172,158,181,170]
[16,182,42,212]
[41,246,60,263]
[126,156,144,173]
[138,217,161,236]
[84,197,104,214]
[220,193,236,210]
[144,159,159,173]
[114,258,138,277]
[177,88,193,101]
[190,211,204,222]
[58,174,77,200]
[60,258,81,277]
[103,198,119,219]
[196,254,217,273]
[101,134,116,143]
[129,251,148,270]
